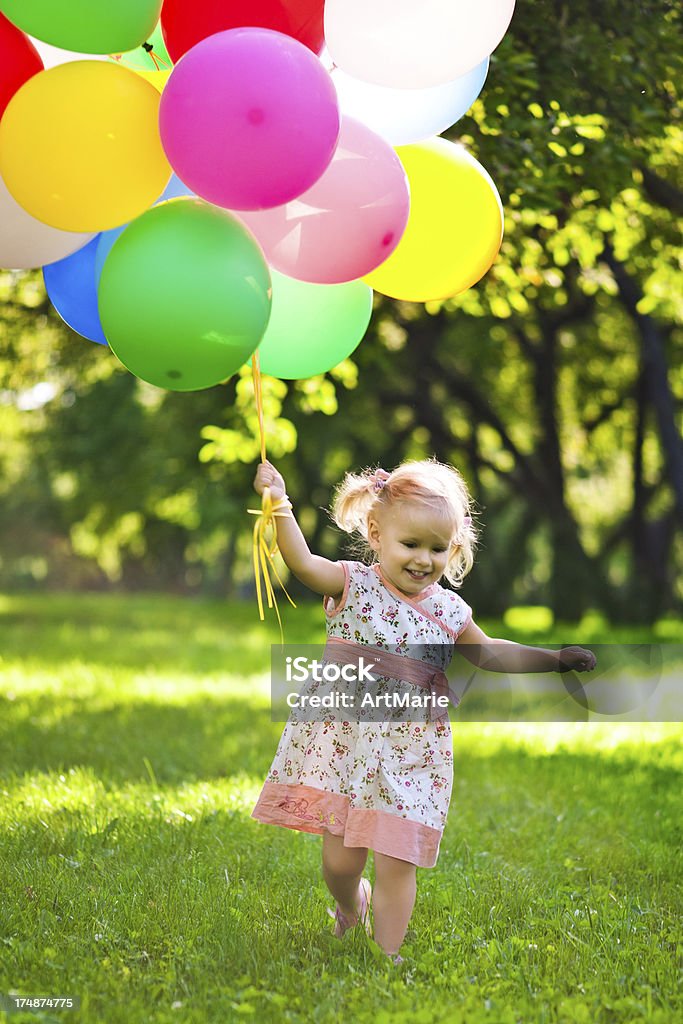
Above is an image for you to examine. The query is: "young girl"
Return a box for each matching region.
[250,458,596,964]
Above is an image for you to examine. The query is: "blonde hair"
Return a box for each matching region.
[332,458,478,588]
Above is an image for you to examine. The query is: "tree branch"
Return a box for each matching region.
[638,165,683,216]
[583,394,629,434]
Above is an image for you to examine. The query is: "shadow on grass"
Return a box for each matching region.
[0,694,283,784]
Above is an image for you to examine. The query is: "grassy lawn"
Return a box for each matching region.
[0,593,680,1023]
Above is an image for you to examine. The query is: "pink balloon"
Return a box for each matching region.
[237,117,410,283]
[159,28,340,210]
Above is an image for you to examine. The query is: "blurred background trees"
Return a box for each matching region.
[0,0,680,622]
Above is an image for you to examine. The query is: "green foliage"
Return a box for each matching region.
[199,367,297,466]
[0,1,681,620]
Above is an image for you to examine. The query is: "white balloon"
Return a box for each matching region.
[324,0,515,89]
[30,38,108,69]
[0,175,94,270]
[331,59,488,147]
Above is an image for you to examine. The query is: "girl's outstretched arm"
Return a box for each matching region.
[253,460,346,599]
[455,617,596,674]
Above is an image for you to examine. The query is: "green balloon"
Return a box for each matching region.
[0,1,162,55]
[255,271,373,379]
[99,199,272,392]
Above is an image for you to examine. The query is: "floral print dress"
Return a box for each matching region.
[251,560,472,867]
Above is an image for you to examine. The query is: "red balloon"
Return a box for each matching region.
[0,12,43,120]
[160,0,325,62]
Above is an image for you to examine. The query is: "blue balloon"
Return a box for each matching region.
[160,173,196,203]
[94,226,126,285]
[43,236,108,345]
[95,174,195,283]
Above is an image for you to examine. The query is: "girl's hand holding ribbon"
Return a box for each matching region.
[253,459,287,502]
[248,459,296,640]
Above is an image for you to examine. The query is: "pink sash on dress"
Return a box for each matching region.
[322,636,459,722]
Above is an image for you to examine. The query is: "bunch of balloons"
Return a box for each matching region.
[0,1,514,391]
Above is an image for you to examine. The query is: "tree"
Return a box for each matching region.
[1,0,680,619]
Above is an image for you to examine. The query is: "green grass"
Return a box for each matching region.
[0,593,680,1024]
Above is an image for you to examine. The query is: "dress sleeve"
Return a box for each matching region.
[322,560,351,618]
[449,591,473,639]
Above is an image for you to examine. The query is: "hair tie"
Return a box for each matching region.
[463,515,472,527]
[371,468,391,492]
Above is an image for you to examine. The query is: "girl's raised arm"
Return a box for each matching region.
[254,460,346,599]
[455,617,596,673]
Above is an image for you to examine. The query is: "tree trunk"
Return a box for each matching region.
[532,312,601,621]
[603,242,683,523]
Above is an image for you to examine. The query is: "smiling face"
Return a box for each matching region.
[367,500,457,596]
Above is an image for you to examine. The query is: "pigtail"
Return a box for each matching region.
[332,467,385,539]
[445,512,478,588]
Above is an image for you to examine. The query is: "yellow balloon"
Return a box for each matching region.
[0,61,171,232]
[364,138,503,302]
[135,70,171,93]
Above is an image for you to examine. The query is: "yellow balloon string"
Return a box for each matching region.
[247,352,297,645]
[252,349,267,465]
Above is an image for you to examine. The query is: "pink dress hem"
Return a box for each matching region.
[251,780,442,868]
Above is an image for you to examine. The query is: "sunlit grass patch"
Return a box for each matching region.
[0,594,680,1024]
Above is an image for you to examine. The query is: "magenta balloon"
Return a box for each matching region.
[237,117,409,284]
[159,28,340,211]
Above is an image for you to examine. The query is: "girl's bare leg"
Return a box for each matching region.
[373,851,417,955]
[321,831,369,918]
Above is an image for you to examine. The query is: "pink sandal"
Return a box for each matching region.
[327,877,373,938]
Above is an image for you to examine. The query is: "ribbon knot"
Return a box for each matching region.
[247,485,297,645]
